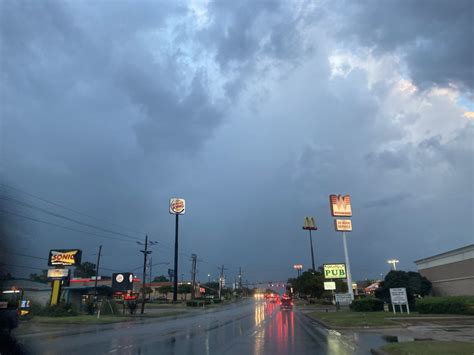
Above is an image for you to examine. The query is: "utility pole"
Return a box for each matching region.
[149,257,153,285]
[191,254,197,300]
[93,245,102,311]
[238,267,242,290]
[138,235,156,314]
[218,265,227,300]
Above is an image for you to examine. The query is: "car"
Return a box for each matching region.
[280,294,293,310]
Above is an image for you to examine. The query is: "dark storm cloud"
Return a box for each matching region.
[337,0,474,91]
[0,0,472,283]
[363,193,413,209]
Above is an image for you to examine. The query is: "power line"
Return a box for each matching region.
[0,183,145,235]
[0,195,142,242]
[0,209,139,244]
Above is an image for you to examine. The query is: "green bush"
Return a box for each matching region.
[416,296,474,315]
[36,303,78,317]
[212,299,222,304]
[350,298,384,312]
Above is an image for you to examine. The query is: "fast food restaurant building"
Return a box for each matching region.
[414,244,474,296]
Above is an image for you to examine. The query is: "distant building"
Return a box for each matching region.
[2,279,51,305]
[414,244,474,296]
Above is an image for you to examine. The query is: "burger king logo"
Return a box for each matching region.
[169,198,185,214]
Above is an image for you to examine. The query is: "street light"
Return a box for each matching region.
[207,274,211,282]
[387,259,399,270]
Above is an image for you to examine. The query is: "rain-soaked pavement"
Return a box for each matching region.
[15,299,390,354]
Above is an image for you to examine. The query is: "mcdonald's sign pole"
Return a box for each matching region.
[302,217,317,271]
[330,194,354,300]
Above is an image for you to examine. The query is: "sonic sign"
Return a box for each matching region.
[329,195,352,217]
[169,198,186,215]
[48,249,82,266]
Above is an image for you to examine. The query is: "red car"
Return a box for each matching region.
[280,294,293,310]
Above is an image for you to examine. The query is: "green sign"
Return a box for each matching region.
[324,264,347,279]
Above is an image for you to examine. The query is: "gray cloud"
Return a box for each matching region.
[0,0,472,283]
[336,0,474,91]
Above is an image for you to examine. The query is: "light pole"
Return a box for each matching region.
[302,216,317,271]
[293,264,303,278]
[387,259,399,271]
[207,274,211,282]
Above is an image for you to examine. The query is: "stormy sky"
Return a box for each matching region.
[1,0,473,285]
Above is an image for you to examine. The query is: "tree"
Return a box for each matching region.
[29,269,48,283]
[153,275,169,282]
[74,262,96,278]
[178,284,192,300]
[291,270,325,298]
[158,285,173,298]
[202,282,219,296]
[375,270,431,304]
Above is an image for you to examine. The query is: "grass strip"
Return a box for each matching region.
[380,340,474,355]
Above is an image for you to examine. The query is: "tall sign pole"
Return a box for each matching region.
[302,217,317,271]
[330,194,354,300]
[170,198,185,302]
[173,214,179,302]
[342,231,353,299]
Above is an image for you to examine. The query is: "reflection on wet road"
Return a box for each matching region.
[17,300,370,354]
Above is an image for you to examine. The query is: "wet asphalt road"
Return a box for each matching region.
[15,300,383,355]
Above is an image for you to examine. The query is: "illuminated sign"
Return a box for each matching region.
[169,198,186,215]
[329,195,352,217]
[302,216,317,230]
[47,268,70,279]
[293,264,303,270]
[324,281,336,290]
[112,273,134,291]
[199,287,205,293]
[48,249,82,266]
[334,219,352,232]
[323,264,347,279]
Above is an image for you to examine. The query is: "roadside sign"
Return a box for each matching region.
[324,281,336,290]
[335,293,352,305]
[302,216,317,230]
[47,268,70,280]
[112,273,134,291]
[48,249,82,266]
[293,264,303,270]
[389,287,410,314]
[323,264,347,279]
[390,288,408,305]
[169,198,186,214]
[334,219,352,232]
[329,195,352,217]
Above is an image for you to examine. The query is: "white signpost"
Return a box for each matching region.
[389,287,410,314]
[335,293,352,305]
[330,194,354,300]
[324,281,336,291]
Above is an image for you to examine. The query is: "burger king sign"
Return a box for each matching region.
[169,198,186,215]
